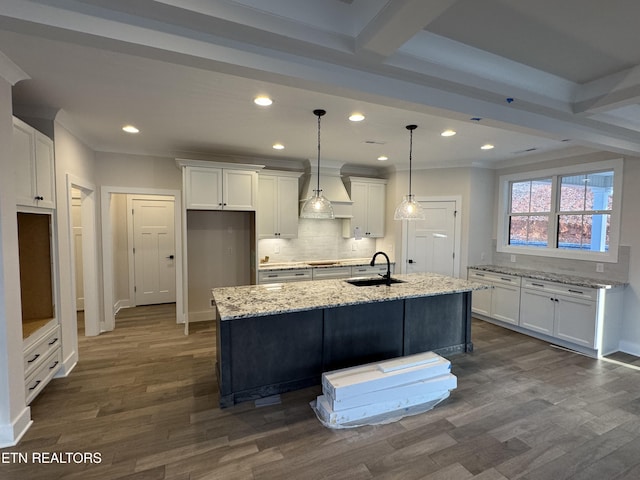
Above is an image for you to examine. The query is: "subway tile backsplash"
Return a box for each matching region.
[258,219,376,262]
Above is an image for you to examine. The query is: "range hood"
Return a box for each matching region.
[299,160,353,218]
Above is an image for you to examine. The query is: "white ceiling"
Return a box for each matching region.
[1,0,639,171]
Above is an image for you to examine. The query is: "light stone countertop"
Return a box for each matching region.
[468,265,627,289]
[212,272,488,320]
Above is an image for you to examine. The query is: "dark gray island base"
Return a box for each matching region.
[213,273,484,408]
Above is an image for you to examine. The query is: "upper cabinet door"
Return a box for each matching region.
[276,175,299,238]
[223,169,257,211]
[343,178,386,238]
[13,117,56,209]
[34,131,56,209]
[365,182,386,237]
[258,173,300,238]
[185,166,223,209]
[258,175,278,238]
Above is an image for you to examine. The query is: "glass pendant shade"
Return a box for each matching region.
[300,109,334,219]
[300,189,334,219]
[394,194,425,220]
[395,124,426,221]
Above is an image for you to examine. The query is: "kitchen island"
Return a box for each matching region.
[212,272,487,407]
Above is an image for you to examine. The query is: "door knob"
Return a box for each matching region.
[408,259,416,264]
[166,255,175,259]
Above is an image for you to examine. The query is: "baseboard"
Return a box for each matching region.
[0,406,32,448]
[188,310,215,322]
[113,298,132,316]
[618,340,640,357]
[56,349,78,378]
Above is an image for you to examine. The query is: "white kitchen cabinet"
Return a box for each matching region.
[520,279,597,349]
[13,117,56,209]
[258,268,312,284]
[468,269,521,324]
[343,177,386,238]
[312,266,352,280]
[258,171,301,239]
[183,165,258,211]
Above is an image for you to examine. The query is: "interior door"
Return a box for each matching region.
[406,201,457,276]
[71,193,84,310]
[133,198,176,305]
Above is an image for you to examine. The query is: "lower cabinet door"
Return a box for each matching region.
[519,288,555,335]
[471,282,492,316]
[491,283,520,325]
[554,295,597,348]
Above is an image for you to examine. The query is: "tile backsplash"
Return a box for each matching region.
[258,219,376,262]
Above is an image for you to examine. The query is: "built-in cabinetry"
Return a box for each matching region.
[343,177,386,238]
[13,117,56,209]
[258,268,312,284]
[258,171,301,239]
[467,270,520,325]
[258,263,394,284]
[181,163,258,211]
[17,205,61,404]
[468,267,624,356]
[520,279,599,349]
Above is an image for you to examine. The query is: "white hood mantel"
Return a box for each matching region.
[299,160,353,218]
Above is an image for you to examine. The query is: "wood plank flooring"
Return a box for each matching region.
[3,304,640,479]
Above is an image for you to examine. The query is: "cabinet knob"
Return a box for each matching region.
[166,255,174,259]
[408,259,416,264]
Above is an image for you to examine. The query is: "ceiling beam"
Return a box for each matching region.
[355,0,458,59]
[573,64,640,114]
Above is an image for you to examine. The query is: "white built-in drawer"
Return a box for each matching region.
[521,279,596,300]
[468,270,521,287]
[23,324,61,378]
[312,266,352,280]
[258,268,311,284]
[351,264,393,276]
[25,348,62,404]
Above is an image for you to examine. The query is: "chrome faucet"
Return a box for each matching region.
[370,251,391,286]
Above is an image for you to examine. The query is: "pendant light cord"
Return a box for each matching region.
[406,124,417,197]
[317,113,321,193]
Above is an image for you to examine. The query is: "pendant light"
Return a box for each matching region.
[300,109,335,219]
[394,124,425,220]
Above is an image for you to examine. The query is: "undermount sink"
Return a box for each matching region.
[345,277,406,287]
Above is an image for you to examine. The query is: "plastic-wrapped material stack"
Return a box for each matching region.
[314,351,456,428]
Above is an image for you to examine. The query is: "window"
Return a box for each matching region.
[498,159,623,262]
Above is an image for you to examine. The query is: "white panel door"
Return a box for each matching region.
[133,199,176,305]
[406,201,456,276]
[71,196,84,310]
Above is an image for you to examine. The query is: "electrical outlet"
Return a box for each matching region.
[596,263,604,273]
[351,242,357,251]
[274,244,280,254]
[510,254,516,263]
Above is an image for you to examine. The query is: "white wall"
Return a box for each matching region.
[0,75,31,447]
[111,194,129,308]
[94,152,181,190]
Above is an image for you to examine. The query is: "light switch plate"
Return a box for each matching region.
[510,254,516,263]
[596,263,604,273]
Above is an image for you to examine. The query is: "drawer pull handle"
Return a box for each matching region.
[48,337,58,346]
[475,273,485,277]
[49,361,59,370]
[294,273,305,276]
[568,289,584,294]
[531,283,545,287]
[267,274,277,278]
[27,354,40,363]
[500,277,512,282]
[29,380,41,391]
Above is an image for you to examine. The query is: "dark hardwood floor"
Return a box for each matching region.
[3,304,640,479]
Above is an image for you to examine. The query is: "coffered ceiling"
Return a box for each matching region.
[1,0,639,170]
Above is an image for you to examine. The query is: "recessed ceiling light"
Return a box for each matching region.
[481,144,495,150]
[122,125,139,134]
[349,113,365,122]
[272,143,285,150]
[377,155,388,161]
[441,129,456,137]
[254,96,273,106]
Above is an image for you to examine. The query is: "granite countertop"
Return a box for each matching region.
[468,265,627,289]
[259,258,393,271]
[213,272,488,320]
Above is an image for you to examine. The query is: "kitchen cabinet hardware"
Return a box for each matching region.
[531,282,544,287]
[27,354,40,363]
[500,277,512,282]
[49,361,59,370]
[48,337,58,346]
[28,380,41,391]
[568,289,584,294]
[166,255,174,259]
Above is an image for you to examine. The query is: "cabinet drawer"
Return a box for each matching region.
[25,348,62,404]
[312,266,352,280]
[521,279,595,300]
[351,264,393,276]
[24,324,61,378]
[258,269,311,284]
